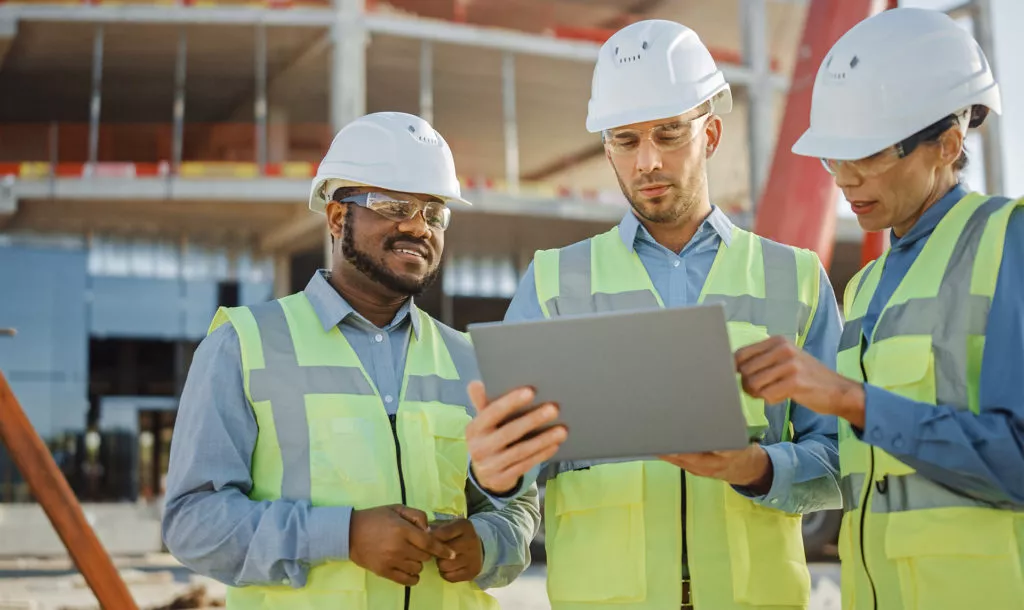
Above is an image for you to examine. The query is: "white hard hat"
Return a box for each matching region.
[792,7,1001,161]
[309,112,471,213]
[585,19,732,133]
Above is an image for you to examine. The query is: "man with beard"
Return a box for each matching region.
[465,20,843,609]
[162,112,539,610]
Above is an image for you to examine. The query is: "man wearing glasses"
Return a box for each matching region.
[465,20,843,609]
[162,112,539,610]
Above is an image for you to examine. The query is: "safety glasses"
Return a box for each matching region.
[820,110,968,178]
[603,112,710,155]
[335,191,452,231]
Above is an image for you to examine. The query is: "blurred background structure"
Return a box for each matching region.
[0,0,1016,596]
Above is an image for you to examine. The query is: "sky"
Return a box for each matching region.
[835,0,1021,218]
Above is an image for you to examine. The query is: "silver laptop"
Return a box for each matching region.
[467,303,750,462]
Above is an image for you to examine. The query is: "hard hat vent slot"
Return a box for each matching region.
[613,42,646,64]
[407,123,439,145]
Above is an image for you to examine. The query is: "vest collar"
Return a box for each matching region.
[618,205,734,252]
[303,270,421,339]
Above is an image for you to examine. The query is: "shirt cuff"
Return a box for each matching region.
[468,467,522,509]
[854,384,922,457]
[307,505,353,564]
[732,443,794,510]
[469,517,498,589]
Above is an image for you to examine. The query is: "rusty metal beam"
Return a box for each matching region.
[752,0,890,267]
[0,372,138,610]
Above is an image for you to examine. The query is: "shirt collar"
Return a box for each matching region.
[618,205,734,252]
[303,270,420,338]
[889,184,969,251]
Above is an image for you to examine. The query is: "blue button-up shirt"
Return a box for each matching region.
[474,207,844,514]
[162,271,540,590]
[858,185,1024,505]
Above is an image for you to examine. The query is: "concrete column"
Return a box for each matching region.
[274,255,292,299]
[973,0,1006,194]
[740,0,772,212]
[502,52,519,194]
[420,40,434,124]
[87,25,105,170]
[330,0,367,132]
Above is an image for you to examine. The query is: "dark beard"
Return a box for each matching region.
[341,205,441,296]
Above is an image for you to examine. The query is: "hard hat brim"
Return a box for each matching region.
[791,130,903,162]
[308,177,473,214]
[586,86,732,133]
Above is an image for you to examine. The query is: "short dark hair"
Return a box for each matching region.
[896,111,971,173]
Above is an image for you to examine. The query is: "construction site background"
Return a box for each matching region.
[0,0,1020,608]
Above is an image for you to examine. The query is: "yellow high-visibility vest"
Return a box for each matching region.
[210,293,500,610]
[533,224,821,609]
[835,193,1024,610]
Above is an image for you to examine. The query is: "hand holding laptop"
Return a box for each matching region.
[465,382,568,495]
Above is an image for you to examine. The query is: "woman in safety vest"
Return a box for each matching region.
[734,8,1024,610]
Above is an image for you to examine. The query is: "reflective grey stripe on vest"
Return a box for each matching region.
[840,473,866,514]
[404,322,477,414]
[871,197,1008,408]
[837,260,878,353]
[247,300,375,502]
[544,239,660,316]
[871,473,1023,513]
[545,236,809,338]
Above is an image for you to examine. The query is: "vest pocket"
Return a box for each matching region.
[546,462,647,603]
[864,334,936,403]
[442,581,502,610]
[229,561,368,609]
[884,507,1024,610]
[421,404,472,516]
[726,323,771,441]
[724,490,811,606]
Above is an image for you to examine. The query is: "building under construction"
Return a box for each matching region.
[0,0,1004,557]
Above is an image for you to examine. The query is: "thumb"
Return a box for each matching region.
[392,505,428,530]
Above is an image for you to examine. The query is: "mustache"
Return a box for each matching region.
[385,235,432,255]
[633,174,676,189]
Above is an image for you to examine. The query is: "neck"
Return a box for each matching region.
[893,174,959,238]
[329,265,409,328]
[640,200,714,254]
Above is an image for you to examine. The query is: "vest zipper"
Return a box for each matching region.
[860,447,878,610]
[858,351,878,610]
[388,413,411,610]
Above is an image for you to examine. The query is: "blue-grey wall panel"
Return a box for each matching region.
[0,245,88,439]
[183,281,218,339]
[90,277,184,338]
[241,281,273,307]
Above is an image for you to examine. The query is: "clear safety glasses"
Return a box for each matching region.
[820,109,971,178]
[336,191,452,231]
[603,112,711,155]
[820,147,903,178]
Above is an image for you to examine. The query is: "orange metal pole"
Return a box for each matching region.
[752,0,891,267]
[0,372,139,610]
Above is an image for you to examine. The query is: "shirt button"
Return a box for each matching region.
[281,578,290,585]
[374,334,383,343]
[770,498,779,505]
[871,428,884,442]
[892,434,904,450]
[384,395,394,404]
[673,260,681,268]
